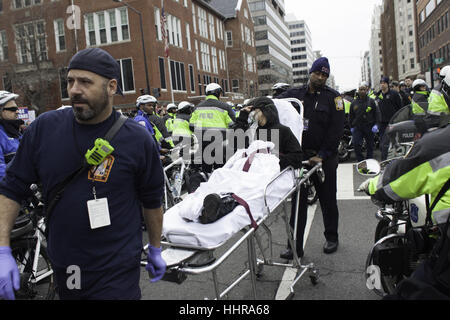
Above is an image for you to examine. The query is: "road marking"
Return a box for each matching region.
[337,163,370,200]
[275,203,316,300]
[276,162,372,299]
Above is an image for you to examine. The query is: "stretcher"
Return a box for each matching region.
[148,98,320,299]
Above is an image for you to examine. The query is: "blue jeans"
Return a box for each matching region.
[352,126,374,162]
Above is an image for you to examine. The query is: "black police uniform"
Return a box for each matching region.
[278,84,345,255]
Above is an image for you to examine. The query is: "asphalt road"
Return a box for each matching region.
[140,150,384,301]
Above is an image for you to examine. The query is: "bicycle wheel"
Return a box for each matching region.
[11,238,55,300]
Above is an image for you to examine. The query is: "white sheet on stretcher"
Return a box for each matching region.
[163,140,296,249]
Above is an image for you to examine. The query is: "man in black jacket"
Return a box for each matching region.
[375,77,403,160]
[349,82,377,162]
[278,57,345,257]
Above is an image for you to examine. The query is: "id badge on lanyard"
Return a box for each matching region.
[87,186,111,229]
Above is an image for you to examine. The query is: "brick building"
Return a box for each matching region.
[209,0,258,100]
[416,0,450,87]
[0,0,256,114]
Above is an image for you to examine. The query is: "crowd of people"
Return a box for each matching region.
[341,67,450,163]
[0,47,448,300]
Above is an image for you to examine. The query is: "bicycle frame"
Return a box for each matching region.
[16,216,53,285]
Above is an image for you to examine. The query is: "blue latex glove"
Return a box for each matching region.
[0,246,20,300]
[146,244,166,283]
[350,127,355,134]
[372,124,379,133]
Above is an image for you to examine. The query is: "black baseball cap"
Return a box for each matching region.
[68,48,123,96]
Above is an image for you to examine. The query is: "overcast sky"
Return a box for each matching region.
[285,0,383,90]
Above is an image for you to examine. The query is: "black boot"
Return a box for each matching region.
[280,247,304,260]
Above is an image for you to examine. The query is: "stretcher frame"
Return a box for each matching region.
[157,163,322,300]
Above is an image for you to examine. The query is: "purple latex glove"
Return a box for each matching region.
[146,244,166,283]
[0,246,20,300]
[350,128,355,134]
[372,124,379,133]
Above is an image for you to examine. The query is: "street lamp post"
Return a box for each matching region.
[113,0,151,95]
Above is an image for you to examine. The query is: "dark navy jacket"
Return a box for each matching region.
[0,109,164,271]
[278,85,345,160]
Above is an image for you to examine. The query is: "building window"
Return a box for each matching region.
[208,13,215,42]
[189,64,195,93]
[194,40,200,70]
[425,0,435,18]
[0,30,8,61]
[225,31,232,47]
[154,8,162,40]
[232,79,239,93]
[192,4,197,34]
[158,57,166,90]
[120,8,129,40]
[13,0,41,9]
[253,15,267,26]
[14,20,48,64]
[98,12,107,44]
[54,19,66,52]
[410,58,415,69]
[0,0,3,13]
[186,23,191,51]
[117,58,135,93]
[249,1,265,11]
[169,60,186,91]
[85,8,129,47]
[200,42,211,72]
[167,14,182,48]
[211,47,218,74]
[216,18,223,40]
[197,6,208,39]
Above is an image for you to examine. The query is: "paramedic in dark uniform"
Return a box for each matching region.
[278,57,345,258]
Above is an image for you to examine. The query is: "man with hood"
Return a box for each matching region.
[231,96,302,171]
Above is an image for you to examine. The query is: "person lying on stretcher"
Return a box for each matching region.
[230,96,303,170]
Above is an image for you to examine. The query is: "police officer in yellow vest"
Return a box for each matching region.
[411,79,430,116]
[189,83,235,173]
[427,72,450,124]
[172,101,194,145]
[359,121,450,299]
[163,103,177,134]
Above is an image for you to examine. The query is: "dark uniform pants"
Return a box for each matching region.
[379,122,389,161]
[54,263,141,300]
[289,154,340,252]
[353,126,374,162]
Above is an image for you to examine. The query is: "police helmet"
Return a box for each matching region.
[0,91,19,107]
[205,83,223,98]
[136,95,157,108]
[271,83,290,96]
[177,101,194,112]
[439,65,450,79]
[412,79,428,91]
[167,103,177,112]
[442,73,450,99]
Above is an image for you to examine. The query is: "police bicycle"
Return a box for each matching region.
[161,136,200,212]
[10,185,55,300]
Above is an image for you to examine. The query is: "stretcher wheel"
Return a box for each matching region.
[309,269,319,285]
